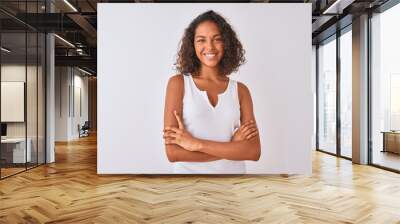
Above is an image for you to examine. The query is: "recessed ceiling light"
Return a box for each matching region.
[54,34,75,48]
[1,47,11,53]
[63,0,78,12]
[78,67,93,76]
[322,0,354,15]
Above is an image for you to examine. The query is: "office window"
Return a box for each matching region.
[318,36,337,154]
[371,3,400,171]
[340,28,352,158]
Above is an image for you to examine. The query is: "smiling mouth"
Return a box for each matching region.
[204,53,217,59]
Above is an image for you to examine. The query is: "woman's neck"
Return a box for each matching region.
[197,66,224,81]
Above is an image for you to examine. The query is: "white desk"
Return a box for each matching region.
[1,138,31,163]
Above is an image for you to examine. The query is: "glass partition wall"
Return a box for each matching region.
[316,26,353,159]
[0,2,46,179]
[0,31,27,177]
[370,3,400,171]
[317,35,337,155]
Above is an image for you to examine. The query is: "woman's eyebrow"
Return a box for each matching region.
[195,34,222,39]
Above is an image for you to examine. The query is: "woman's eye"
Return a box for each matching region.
[197,39,205,43]
[215,38,223,42]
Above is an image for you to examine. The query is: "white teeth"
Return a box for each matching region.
[204,53,216,58]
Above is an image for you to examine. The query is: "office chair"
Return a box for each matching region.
[79,121,90,138]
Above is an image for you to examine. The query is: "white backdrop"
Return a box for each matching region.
[98,3,313,174]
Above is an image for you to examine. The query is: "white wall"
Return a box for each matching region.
[55,67,69,141]
[72,72,89,138]
[55,67,89,141]
[98,3,313,174]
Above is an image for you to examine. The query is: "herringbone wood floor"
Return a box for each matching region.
[1,135,400,224]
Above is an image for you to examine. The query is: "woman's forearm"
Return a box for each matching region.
[166,144,220,162]
[196,138,261,161]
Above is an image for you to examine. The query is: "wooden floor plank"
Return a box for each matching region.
[0,134,400,223]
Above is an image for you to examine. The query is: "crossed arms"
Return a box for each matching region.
[163,75,261,162]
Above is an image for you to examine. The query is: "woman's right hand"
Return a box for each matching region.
[163,110,202,152]
[232,120,258,142]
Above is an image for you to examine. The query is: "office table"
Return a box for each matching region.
[1,138,32,164]
[382,131,400,154]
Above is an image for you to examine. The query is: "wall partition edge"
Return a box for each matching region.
[316,45,319,151]
[367,11,373,165]
[36,1,39,168]
[25,3,28,171]
[0,30,2,179]
[36,19,39,168]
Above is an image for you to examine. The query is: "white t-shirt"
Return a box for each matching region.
[173,74,246,174]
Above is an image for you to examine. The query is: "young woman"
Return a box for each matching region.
[163,10,261,174]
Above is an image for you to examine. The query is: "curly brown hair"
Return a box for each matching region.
[175,10,245,76]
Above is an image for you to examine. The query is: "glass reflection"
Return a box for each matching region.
[318,37,337,154]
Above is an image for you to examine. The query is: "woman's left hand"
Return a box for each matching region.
[163,110,202,151]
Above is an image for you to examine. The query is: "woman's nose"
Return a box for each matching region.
[206,40,215,50]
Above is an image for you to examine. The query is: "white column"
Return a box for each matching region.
[46,33,55,163]
[46,1,56,163]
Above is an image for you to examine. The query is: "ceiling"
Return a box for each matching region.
[0,0,392,75]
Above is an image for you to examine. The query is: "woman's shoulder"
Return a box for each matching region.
[168,74,185,85]
[169,73,189,84]
[236,81,251,101]
[166,74,185,95]
[236,81,250,93]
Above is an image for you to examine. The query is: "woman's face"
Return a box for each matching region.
[194,21,224,69]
